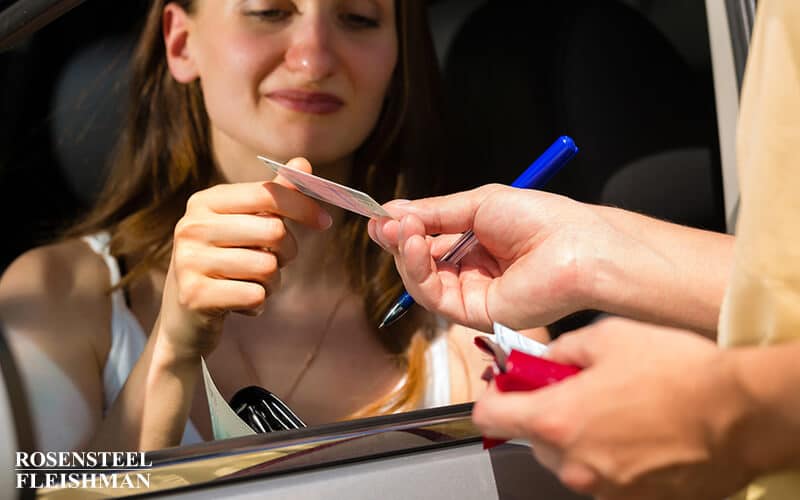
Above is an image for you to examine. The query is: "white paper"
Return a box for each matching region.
[487,322,550,357]
[201,358,255,439]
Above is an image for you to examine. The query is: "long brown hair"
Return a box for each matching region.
[68,0,449,414]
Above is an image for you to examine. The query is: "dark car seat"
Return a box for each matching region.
[49,33,135,206]
[440,0,725,231]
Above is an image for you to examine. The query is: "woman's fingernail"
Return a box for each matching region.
[319,212,333,229]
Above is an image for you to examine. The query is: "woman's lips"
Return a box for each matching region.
[267,89,344,114]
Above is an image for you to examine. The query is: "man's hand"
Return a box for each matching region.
[473,318,756,499]
[369,185,616,331]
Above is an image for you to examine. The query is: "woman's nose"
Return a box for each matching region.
[285,20,337,82]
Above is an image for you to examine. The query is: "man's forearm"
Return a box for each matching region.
[590,205,734,336]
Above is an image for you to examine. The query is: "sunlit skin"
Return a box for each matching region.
[0,0,500,453]
[368,186,800,497]
[169,0,398,182]
[158,0,414,432]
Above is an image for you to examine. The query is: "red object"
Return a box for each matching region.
[477,346,581,449]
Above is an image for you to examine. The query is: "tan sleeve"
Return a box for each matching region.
[719,0,800,348]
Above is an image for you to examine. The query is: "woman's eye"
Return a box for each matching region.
[246,9,292,22]
[340,13,379,29]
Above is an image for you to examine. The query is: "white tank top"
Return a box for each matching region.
[83,233,203,445]
[83,232,450,444]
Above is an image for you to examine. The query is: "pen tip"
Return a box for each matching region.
[379,305,406,329]
[380,295,415,329]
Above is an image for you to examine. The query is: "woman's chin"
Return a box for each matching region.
[262,142,356,167]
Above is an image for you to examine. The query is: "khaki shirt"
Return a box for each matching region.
[718,0,800,497]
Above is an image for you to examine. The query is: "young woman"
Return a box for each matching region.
[0,0,525,452]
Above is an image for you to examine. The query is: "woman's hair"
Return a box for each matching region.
[67,0,449,414]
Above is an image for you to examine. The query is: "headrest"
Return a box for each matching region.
[601,148,721,229]
[49,34,134,204]
[441,0,718,213]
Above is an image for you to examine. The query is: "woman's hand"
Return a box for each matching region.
[157,158,332,361]
[473,318,755,500]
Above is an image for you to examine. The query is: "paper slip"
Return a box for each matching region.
[257,156,391,219]
[486,322,550,358]
[201,358,255,439]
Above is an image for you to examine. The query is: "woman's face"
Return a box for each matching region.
[171,0,398,165]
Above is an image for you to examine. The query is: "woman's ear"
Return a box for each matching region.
[163,3,199,83]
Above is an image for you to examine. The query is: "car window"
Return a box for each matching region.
[0,0,729,496]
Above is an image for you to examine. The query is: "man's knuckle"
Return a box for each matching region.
[529,412,570,447]
[558,465,600,495]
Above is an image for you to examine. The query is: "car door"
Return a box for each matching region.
[0,0,753,498]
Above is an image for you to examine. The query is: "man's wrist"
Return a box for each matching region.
[584,204,721,334]
[724,346,800,476]
[580,205,654,316]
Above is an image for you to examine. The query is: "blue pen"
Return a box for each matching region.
[378,136,579,329]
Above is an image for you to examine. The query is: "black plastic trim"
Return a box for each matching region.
[0,0,86,51]
[724,0,756,92]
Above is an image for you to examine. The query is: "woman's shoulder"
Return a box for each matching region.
[1,237,111,300]
[0,238,112,445]
[0,237,112,349]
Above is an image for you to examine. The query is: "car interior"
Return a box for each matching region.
[0,0,738,497]
[0,0,726,272]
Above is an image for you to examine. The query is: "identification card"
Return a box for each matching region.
[258,156,391,219]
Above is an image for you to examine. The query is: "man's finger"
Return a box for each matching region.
[472,384,549,440]
[472,384,566,446]
[372,217,401,253]
[395,214,446,308]
[546,325,605,368]
[383,184,508,235]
